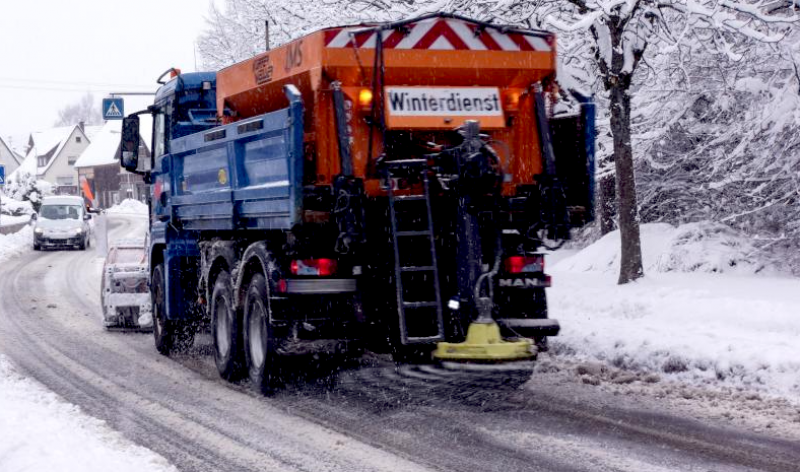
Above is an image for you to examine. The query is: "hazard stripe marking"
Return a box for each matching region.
[323,18,552,52]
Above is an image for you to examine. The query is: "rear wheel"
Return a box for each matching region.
[498,287,550,351]
[211,270,244,380]
[243,273,280,394]
[530,288,549,351]
[152,264,174,355]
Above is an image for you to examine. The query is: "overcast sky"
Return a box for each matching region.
[0,0,213,147]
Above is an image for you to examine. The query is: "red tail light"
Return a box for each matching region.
[276,279,288,293]
[504,255,545,274]
[290,259,337,276]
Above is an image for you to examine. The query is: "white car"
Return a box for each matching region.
[101,239,152,330]
[32,196,93,250]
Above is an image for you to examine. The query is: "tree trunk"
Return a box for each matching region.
[609,84,643,284]
[598,171,616,235]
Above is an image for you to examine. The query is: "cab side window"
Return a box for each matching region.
[154,113,167,158]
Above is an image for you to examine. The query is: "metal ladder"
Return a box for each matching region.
[385,159,445,345]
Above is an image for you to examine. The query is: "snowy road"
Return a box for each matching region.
[0,214,798,472]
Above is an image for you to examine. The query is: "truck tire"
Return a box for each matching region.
[243,273,280,394]
[530,288,550,352]
[151,264,174,355]
[211,270,244,380]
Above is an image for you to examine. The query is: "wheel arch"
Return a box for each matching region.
[201,240,238,311]
[150,244,166,275]
[235,241,278,311]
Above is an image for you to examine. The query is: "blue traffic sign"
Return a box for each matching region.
[0,165,5,186]
[102,98,124,120]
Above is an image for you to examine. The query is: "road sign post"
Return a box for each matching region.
[102,98,125,120]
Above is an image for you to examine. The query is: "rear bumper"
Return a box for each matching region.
[285,278,357,294]
[496,318,560,338]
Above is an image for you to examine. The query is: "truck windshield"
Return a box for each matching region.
[40,205,82,220]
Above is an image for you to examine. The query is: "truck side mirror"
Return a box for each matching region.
[121,116,140,172]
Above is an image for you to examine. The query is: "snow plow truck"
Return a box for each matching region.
[119,13,595,392]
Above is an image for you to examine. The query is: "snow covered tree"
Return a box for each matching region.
[537,0,799,283]
[3,171,53,213]
[197,0,416,70]
[54,93,103,127]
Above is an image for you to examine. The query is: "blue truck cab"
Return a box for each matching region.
[147,72,219,336]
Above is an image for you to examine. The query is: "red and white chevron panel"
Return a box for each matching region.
[324,18,552,52]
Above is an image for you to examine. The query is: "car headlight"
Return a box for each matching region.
[34,227,44,235]
[75,228,84,235]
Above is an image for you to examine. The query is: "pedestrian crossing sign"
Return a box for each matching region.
[102,98,124,120]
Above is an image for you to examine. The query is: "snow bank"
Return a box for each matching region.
[0,214,31,227]
[549,223,800,400]
[0,355,176,472]
[1,197,33,216]
[1,197,34,227]
[557,222,775,275]
[106,199,148,215]
[0,226,32,262]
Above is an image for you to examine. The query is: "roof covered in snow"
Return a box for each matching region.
[12,149,37,177]
[2,133,28,158]
[29,126,76,160]
[74,121,121,168]
[82,125,103,141]
[0,135,21,165]
[10,125,84,178]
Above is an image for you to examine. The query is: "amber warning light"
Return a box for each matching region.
[358,89,373,108]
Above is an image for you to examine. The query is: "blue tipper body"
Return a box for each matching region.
[168,86,304,231]
[150,83,304,321]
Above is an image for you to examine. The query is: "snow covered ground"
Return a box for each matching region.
[0,225,32,261]
[0,214,31,227]
[0,356,176,472]
[106,198,148,215]
[0,213,173,472]
[548,222,800,401]
[0,197,34,228]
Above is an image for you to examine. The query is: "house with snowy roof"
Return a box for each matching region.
[12,122,103,195]
[0,135,22,175]
[74,120,150,208]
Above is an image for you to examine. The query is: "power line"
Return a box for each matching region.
[0,76,156,89]
[0,83,155,93]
